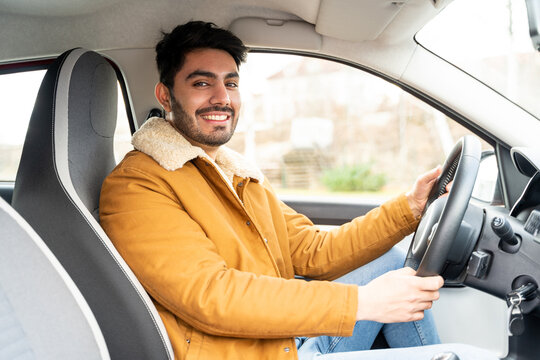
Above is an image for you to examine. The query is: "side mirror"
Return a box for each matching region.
[471,150,499,202]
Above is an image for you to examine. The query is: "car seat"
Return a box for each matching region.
[0,197,110,360]
[12,48,173,360]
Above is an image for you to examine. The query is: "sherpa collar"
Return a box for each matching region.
[132,117,264,182]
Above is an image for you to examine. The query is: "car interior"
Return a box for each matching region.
[1,0,540,359]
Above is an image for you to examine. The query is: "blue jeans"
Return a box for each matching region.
[296,247,498,360]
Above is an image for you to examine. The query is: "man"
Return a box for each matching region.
[100,21,497,360]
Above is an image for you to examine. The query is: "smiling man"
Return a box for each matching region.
[99,21,497,360]
[156,48,240,154]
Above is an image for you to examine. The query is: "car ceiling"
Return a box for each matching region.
[0,0,449,63]
[3,0,539,149]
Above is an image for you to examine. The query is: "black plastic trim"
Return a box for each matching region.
[0,182,14,204]
[496,144,531,210]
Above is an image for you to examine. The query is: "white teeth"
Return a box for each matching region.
[202,114,228,121]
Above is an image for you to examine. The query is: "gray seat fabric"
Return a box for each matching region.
[0,197,109,360]
[12,48,173,360]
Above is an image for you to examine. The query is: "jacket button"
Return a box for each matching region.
[238,182,243,187]
[186,339,190,344]
[284,347,290,353]
[264,238,268,243]
[246,220,251,226]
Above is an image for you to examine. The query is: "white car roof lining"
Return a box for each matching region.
[0,0,447,62]
[2,0,538,149]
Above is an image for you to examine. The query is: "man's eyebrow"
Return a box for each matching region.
[185,70,239,80]
[186,70,215,80]
[225,72,239,79]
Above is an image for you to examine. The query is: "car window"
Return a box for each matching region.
[416,0,540,120]
[0,68,132,181]
[230,53,494,201]
[0,70,44,181]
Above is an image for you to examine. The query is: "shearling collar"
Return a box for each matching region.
[132,117,264,182]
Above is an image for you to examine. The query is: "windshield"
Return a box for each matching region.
[416,0,540,119]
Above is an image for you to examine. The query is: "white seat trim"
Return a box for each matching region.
[0,197,110,360]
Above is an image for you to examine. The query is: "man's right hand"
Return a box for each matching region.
[356,267,443,323]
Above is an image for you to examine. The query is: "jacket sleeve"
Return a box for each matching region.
[100,165,358,339]
[281,190,420,281]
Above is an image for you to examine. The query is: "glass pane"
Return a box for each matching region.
[472,153,498,201]
[0,70,45,181]
[114,86,133,162]
[231,53,493,200]
[416,0,540,119]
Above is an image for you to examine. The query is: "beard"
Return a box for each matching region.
[169,93,238,147]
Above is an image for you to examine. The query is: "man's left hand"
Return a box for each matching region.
[406,166,442,219]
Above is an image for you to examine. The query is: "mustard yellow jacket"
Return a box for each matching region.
[99,117,419,360]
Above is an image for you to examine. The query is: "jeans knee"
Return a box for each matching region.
[384,246,406,270]
[334,246,407,286]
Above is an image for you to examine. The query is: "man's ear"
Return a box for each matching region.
[155,82,172,112]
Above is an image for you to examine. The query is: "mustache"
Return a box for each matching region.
[195,106,234,116]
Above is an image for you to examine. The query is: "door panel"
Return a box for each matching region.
[282,196,379,225]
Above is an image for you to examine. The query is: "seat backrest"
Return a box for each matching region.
[12,48,173,360]
[0,197,109,360]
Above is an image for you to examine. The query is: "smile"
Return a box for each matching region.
[200,114,230,122]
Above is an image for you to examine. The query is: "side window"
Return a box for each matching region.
[0,70,45,181]
[231,53,494,200]
[0,67,132,182]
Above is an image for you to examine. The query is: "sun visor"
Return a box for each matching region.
[315,0,407,41]
[229,18,322,51]
[511,147,540,177]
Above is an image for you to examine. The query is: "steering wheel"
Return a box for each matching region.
[404,135,482,277]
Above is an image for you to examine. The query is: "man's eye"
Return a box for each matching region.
[194,81,209,87]
[226,82,239,88]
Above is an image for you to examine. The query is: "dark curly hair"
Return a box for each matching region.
[156,21,248,89]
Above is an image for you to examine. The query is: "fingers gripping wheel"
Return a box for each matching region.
[405,136,482,277]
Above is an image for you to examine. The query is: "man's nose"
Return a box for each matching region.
[210,83,230,106]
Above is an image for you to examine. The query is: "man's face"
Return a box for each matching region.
[167,48,241,151]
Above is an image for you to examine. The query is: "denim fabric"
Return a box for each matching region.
[296,247,498,360]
